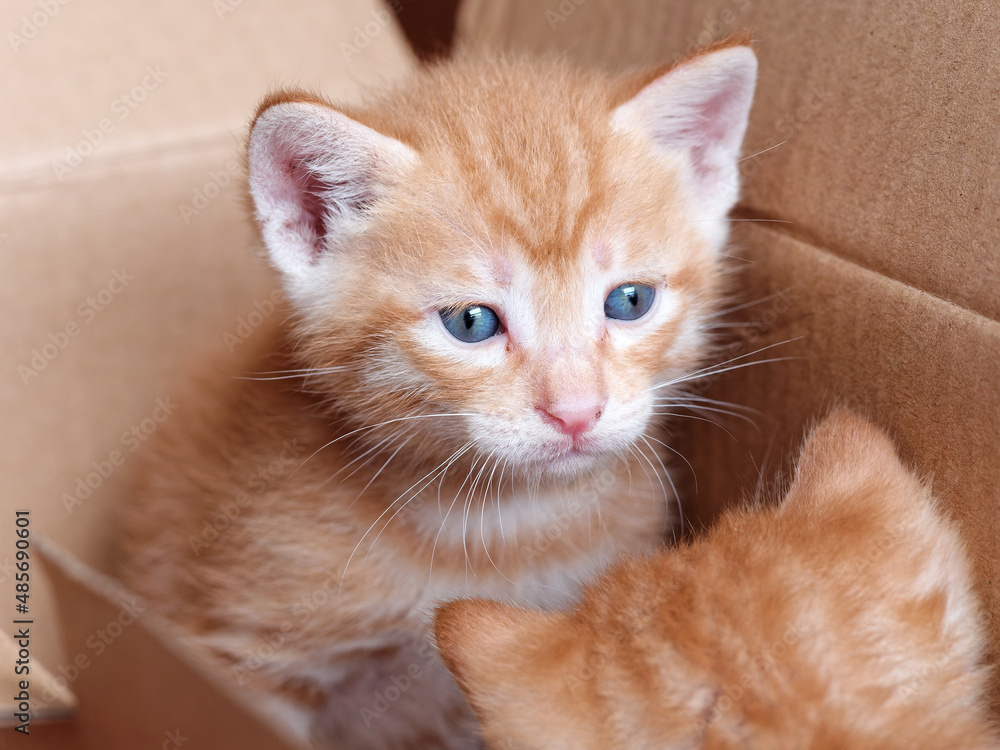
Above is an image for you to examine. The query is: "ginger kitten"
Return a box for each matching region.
[118,41,758,748]
[436,411,998,750]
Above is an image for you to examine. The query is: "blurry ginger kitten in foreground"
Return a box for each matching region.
[118,40,759,749]
[437,411,999,750]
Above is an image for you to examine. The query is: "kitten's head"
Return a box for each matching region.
[435,411,997,749]
[247,43,756,480]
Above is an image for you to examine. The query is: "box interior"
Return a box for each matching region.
[4,0,998,745]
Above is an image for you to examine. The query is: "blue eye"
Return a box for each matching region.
[605,283,655,321]
[440,305,502,343]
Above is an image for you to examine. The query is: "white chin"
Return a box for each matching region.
[530,441,611,479]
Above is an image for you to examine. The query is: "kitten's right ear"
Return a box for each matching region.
[612,42,757,221]
[248,95,417,301]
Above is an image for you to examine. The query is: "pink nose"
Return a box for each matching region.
[538,401,605,439]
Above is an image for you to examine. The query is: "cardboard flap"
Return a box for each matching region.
[0,631,75,727]
[36,535,305,750]
[2,0,415,182]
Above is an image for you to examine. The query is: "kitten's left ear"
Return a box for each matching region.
[613,44,757,219]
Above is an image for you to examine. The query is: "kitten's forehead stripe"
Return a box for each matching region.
[378,61,617,273]
[477,134,601,274]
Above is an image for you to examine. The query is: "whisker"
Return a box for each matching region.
[617,445,634,492]
[652,401,759,428]
[642,433,697,494]
[636,437,668,503]
[655,217,794,229]
[495,458,509,551]
[233,365,350,381]
[480,456,515,585]
[639,435,682,538]
[364,443,474,562]
[738,140,787,162]
[327,434,397,487]
[704,321,763,329]
[707,290,797,319]
[339,442,472,595]
[463,450,497,580]
[668,394,760,415]
[292,412,477,477]
[349,437,412,506]
[660,401,760,422]
[646,338,802,394]
[653,411,737,439]
[659,356,795,389]
[430,450,483,585]
[642,434,691,537]
[626,444,655,490]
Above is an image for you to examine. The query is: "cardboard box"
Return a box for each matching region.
[1,0,414,746]
[5,0,998,746]
[459,0,1000,711]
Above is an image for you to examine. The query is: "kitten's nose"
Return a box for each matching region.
[538,400,606,439]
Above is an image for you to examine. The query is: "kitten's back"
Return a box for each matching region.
[436,411,998,749]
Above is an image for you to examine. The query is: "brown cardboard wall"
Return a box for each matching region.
[37,539,301,750]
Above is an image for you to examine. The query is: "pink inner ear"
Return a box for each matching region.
[285,157,330,263]
[689,86,746,187]
[250,101,417,281]
[267,144,333,263]
[651,78,751,185]
[255,129,378,265]
[699,80,749,154]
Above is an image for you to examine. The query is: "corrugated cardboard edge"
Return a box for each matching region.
[35,534,308,750]
[0,630,75,727]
